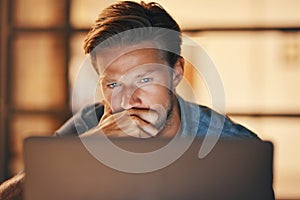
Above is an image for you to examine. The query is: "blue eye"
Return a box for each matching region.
[140,78,152,83]
[107,82,120,89]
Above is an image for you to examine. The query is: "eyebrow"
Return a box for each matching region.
[135,70,156,78]
[100,67,161,83]
[99,74,115,83]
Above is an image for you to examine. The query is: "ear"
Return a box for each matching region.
[172,57,184,88]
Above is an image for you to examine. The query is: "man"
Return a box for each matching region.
[0,1,258,199]
[56,1,257,139]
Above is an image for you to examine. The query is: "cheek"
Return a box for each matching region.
[101,85,110,102]
[140,84,171,105]
[101,87,120,111]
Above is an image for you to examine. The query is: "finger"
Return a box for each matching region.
[112,113,148,137]
[130,115,159,137]
[128,108,159,125]
[98,110,140,137]
[98,108,158,138]
[99,110,128,128]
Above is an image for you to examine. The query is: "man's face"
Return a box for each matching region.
[96,45,181,131]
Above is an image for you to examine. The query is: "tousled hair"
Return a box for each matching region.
[84,1,182,68]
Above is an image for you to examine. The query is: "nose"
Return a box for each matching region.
[120,85,141,110]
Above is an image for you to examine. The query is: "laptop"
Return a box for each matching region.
[24,137,274,200]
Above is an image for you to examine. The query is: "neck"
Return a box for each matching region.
[158,95,181,137]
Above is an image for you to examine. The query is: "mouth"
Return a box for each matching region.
[129,108,164,126]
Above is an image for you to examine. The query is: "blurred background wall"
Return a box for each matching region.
[0,0,299,199]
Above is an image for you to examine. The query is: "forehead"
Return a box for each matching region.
[96,44,167,77]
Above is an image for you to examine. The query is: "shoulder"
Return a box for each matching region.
[178,97,259,139]
[55,103,104,136]
[196,104,259,139]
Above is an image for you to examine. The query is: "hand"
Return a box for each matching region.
[0,171,25,200]
[82,101,160,138]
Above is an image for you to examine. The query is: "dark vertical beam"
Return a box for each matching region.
[0,0,8,182]
[5,0,15,179]
[64,0,72,115]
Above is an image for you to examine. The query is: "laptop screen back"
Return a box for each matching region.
[24,137,274,200]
